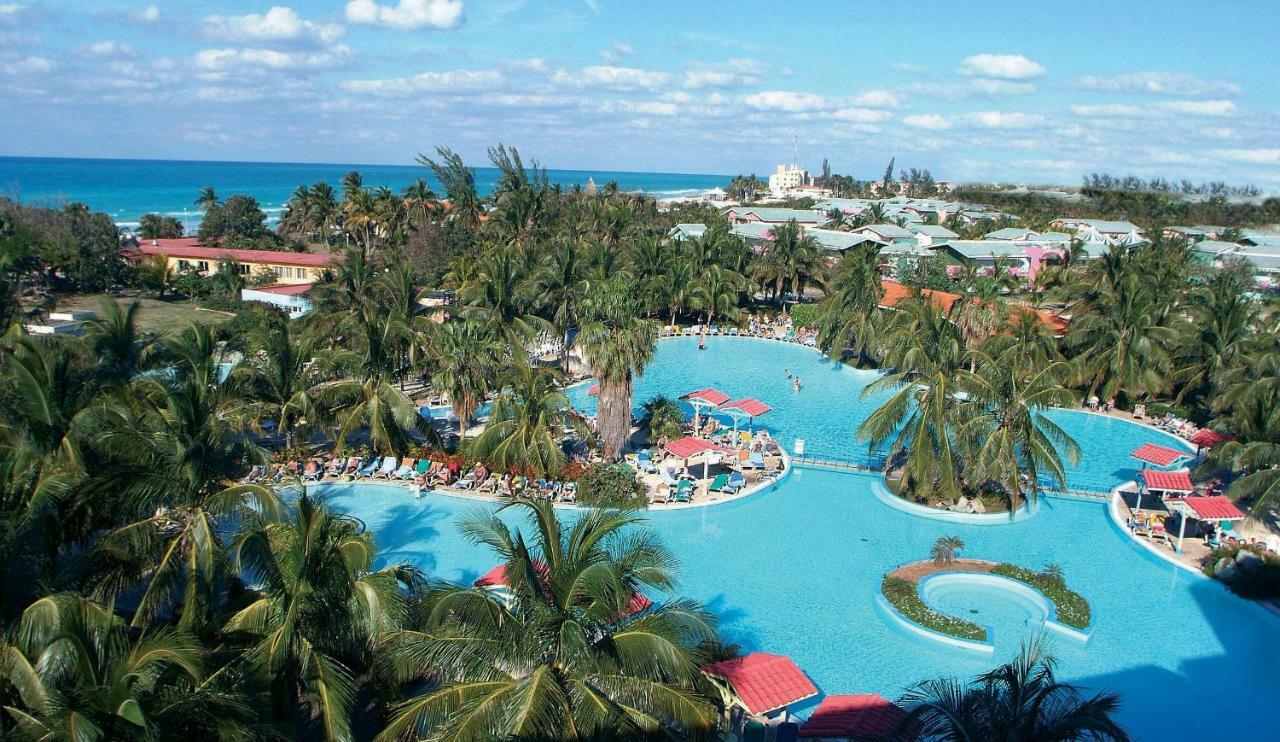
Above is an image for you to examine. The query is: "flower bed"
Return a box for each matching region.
[880,575,986,641]
[990,563,1091,629]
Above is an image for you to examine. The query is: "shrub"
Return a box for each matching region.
[577,463,646,509]
[1201,544,1280,601]
[881,575,986,641]
[557,461,588,482]
[992,563,1091,629]
[788,302,820,329]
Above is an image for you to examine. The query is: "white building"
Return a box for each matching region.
[768,163,811,198]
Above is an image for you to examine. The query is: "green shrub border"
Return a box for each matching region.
[990,564,1092,629]
[880,575,986,641]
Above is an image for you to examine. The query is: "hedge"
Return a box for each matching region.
[881,575,986,641]
[991,564,1092,629]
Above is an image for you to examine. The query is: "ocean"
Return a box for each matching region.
[0,156,728,232]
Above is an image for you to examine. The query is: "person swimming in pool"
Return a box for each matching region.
[794,377,802,391]
[785,369,791,378]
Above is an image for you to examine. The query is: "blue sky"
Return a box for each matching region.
[2,0,1279,187]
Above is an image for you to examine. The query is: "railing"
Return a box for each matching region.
[791,455,888,472]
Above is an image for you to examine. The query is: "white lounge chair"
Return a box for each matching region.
[373,456,398,479]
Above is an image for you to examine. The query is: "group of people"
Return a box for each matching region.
[662,316,819,348]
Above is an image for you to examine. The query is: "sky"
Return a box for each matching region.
[2,0,1279,188]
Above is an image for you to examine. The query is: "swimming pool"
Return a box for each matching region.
[318,471,1280,737]
[566,336,1195,493]
[319,337,1278,736]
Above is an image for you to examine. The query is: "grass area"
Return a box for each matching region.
[56,294,234,335]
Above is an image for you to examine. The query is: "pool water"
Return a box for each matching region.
[317,337,1279,737]
[566,336,1195,492]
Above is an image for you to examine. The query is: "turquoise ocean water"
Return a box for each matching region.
[0,156,728,231]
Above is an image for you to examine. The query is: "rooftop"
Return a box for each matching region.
[135,238,340,268]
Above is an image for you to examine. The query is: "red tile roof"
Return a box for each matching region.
[799,694,906,738]
[1131,443,1193,467]
[666,436,716,459]
[1189,428,1230,448]
[682,387,730,406]
[1141,469,1194,493]
[587,384,599,396]
[1175,495,1245,521]
[719,398,772,417]
[879,280,1069,335]
[474,561,548,588]
[704,653,818,716]
[135,239,340,268]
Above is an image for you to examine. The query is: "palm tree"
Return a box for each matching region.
[418,147,483,230]
[379,499,719,741]
[309,181,340,247]
[425,319,500,433]
[929,535,964,565]
[816,244,883,366]
[895,639,1129,741]
[761,220,821,310]
[83,325,281,630]
[857,295,966,502]
[402,177,440,226]
[0,593,247,740]
[1172,270,1256,405]
[194,186,218,212]
[534,240,590,371]
[83,298,151,385]
[957,352,1081,508]
[472,364,589,478]
[227,494,418,740]
[576,280,659,459]
[242,313,335,448]
[459,250,550,349]
[137,254,175,298]
[640,395,685,443]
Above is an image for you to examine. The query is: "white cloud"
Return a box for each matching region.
[194,46,352,71]
[968,79,1035,96]
[83,40,137,58]
[138,5,161,23]
[1201,127,1239,141]
[1157,99,1236,116]
[1071,103,1144,117]
[683,58,766,89]
[958,53,1045,80]
[0,3,22,19]
[344,0,463,31]
[203,7,344,45]
[849,89,899,108]
[601,99,679,117]
[743,90,828,112]
[341,68,504,96]
[1,55,55,75]
[600,41,633,63]
[903,113,951,130]
[553,65,669,91]
[831,107,892,123]
[1212,148,1280,165]
[889,62,927,74]
[965,111,1045,128]
[1074,71,1240,97]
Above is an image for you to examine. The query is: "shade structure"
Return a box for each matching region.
[719,397,772,436]
[1175,495,1246,522]
[682,387,731,432]
[587,384,599,396]
[1131,443,1193,468]
[704,653,818,716]
[474,560,549,588]
[1140,469,1194,493]
[799,694,905,738]
[1189,428,1230,448]
[667,435,716,459]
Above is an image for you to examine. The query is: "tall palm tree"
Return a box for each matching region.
[576,281,659,459]
[425,319,500,433]
[309,181,340,247]
[472,364,589,478]
[83,325,281,630]
[227,494,418,740]
[858,295,966,501]
[83,298,151,385]
[895,639,1129,741]
[1172,270,1256,405]
[816,244,883,366]
[534,240,590,371]
[418,147,483,230]
[0,593,249,741]
[957,352,1081,508]
[402,178,440,226]
[379,499,719,741]
[242,314,335,448]
[458,251,550,349]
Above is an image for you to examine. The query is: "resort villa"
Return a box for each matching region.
[128,238,341,284]
[1049,218,1145,245]
[724,206,827,227]
[1193,237,1280,288]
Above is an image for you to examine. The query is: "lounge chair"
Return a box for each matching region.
[373,457,398,479]
[302,459,323,481]
[726,471,745,493]
[650,484,670,504]
[560,482,577,503]
[394,458,416,479]
[709,473,730,492]
[342,457,361,477]
[635,449,658,474]
[324,458,345,477]
[414,458,431,478]
[748,452,766,469]
[356,457,381,477]
[456,467,479,489]
[659,466,681,487]
[674,479,693,502]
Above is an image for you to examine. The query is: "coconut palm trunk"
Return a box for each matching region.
[596,376,634,459]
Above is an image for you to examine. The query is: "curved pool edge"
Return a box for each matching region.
[918,571,1095,645]
[869,476,1040,525]
[873,592,994,655]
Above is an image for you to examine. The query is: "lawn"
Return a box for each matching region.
[57,294,236,335]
